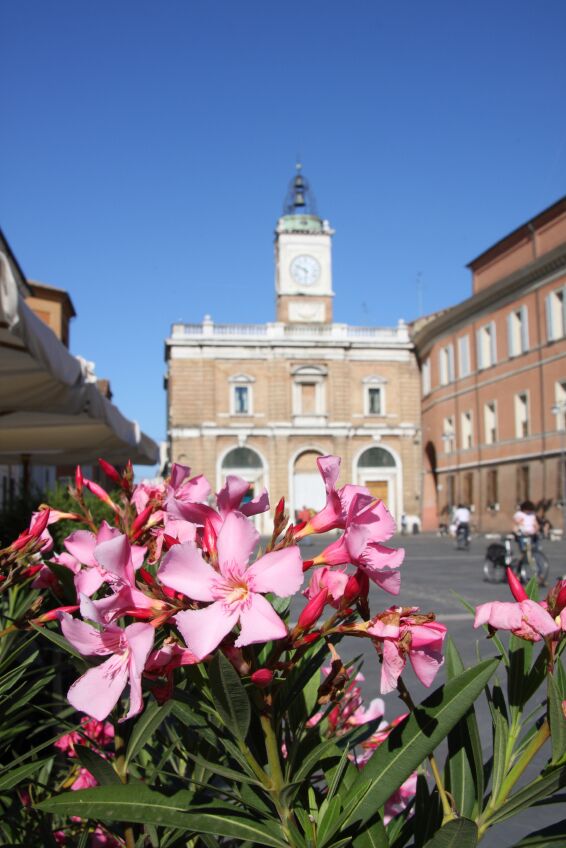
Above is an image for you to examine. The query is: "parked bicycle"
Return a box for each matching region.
[483,533,550,585]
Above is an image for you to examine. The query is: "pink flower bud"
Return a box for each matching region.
[555,581,566,612]
[202,518,217,558]
[75,465,84,494]
[275,497,285,520]
[297,588,328,631]
[29,509,50,539]
[344,569,365,603]
[507,567,528,602]
[84,479,119,512]
[32,604,80,625]
[251,669,274,688]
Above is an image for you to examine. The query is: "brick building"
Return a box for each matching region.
[165,166,421,532]
[413,196,566,533]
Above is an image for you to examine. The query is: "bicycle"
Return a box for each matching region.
[515,534,550,586]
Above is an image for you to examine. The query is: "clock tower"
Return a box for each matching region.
[275,164,335,323]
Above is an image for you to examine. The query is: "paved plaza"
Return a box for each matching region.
[288,532,566,847]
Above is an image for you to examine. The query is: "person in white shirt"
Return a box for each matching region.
[513,500,547,584]
[453,504,471,544]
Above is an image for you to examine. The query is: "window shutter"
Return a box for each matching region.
[507,313,515,357]
[448,345,455,382]
[476,329,483,370]
[546,294,555,341]
[520,305,529,352]
[490,322,497,365]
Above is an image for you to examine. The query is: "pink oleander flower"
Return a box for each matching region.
[60,613,154,721]
[294,456,369,538]
[158,511,303,660]
[71,766,98,791]
[165,472,270,534]
[309,493,404,595]
[77,533,167,625]
[368,608,447,694]
[32,550,81,591]
[64,522,146,597]
[383,772,418,824]
[474,599,558,642]
[305,566,349,608]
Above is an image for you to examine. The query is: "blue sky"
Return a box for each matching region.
[2,1,566,471]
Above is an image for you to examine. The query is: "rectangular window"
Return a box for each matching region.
[461,410,473,449]
[439,344,455,385]
[368,386,382,415]
[234,385,249,414]
[546,287,566,341]
[484,401,497,445]
[422,358,431,396]
[464,472,474,507]
[554,380,566,430]
[486,469,498,507]
[508,306,529,357]
[476,322,497,370]
[517,465,530,503]
[442,416,455,453]
[458,335,470,378]
[301,383,317,415]
[515,392,529,438]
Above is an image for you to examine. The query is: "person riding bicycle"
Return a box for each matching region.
[454,503,471,545]
[512,500,546,585]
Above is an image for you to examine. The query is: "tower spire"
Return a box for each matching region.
[283,161,318,216]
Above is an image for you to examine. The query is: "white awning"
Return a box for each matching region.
[0,251,158,466]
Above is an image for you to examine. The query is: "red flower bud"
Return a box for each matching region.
[163,534,180,550]
[251,669,274,688]
[202,518,217,558]
[32,604,80,625]
[507,567,528,602]
[29,509,50,539]
[302,559,314,572]
[275,497,285,520]
[131,505,153,539]
[555,581,566,612]
[297,588,328,631]
[344,569,366,603]
[75,465,84,494]
[139,567,156,586]
[98,458,122,486]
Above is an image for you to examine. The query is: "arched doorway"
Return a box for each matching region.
[291,449,326,522]
[355,445,402,517]
[219,446,268,530]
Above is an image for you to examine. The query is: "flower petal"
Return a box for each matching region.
[175,602,239,661]
[217,511,259,572]
[95,534,135,586]
[380,639,405,694]
[235,593,287,647]
[67,655,129,721]
[217,475,252,515]
[64,530,97,566]
[123,623,154,720]
[60,613,112,656]
[409,647,444,688]
[247,546,304,597]
[158,542,216,601]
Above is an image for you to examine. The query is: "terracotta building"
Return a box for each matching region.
[413,196,566,533]
[165,167,422,532]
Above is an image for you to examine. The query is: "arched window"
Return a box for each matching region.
[222,447,262,469]
[357,446,396,468]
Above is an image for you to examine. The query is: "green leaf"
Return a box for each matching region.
[125,698,174,768]
[444,638,484,818]
[350,812,389,848]
[75,746,121,786]
[508,633,534,711]
[489,765,566,824]
[548,673,566,764]
[0,758,53,790]
[338,658,499,834]
[45,560,77,603]
[37,785,288,846]
[184,750,262,786]
[490,706,509,802]
[423,818,477,848]
[317,796,343,846]
[208,651,251,740]
[510,820,566,846]
[33,623,86,661]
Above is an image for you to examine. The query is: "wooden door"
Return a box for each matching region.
[366,480,389,504]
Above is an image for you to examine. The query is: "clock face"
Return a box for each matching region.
[290,254,321,286]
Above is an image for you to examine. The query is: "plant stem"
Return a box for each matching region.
[396,676,456,824]
[259,712,297,845]
[114,727,135,848]
[477,720,550,839]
